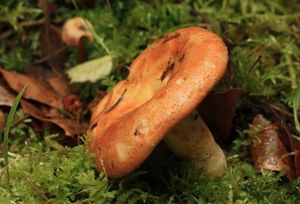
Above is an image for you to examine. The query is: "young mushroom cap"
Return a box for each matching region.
[61,17,93,46]
[88,27,228,178]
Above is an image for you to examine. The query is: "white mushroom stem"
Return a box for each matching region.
[164,110,227,177]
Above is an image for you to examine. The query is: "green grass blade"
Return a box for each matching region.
[3,86,26,187]
[292,85,300,133]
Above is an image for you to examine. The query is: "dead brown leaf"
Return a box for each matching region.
[24,65,72,97]
[249,115,295,179]
[0,110,5,132]
[0,79,15,107]
[38,0,66,70]
[295,148,300,177]
[0,67,63,109]
[198,88,244,142]
[47,76,71,97]
[63,94,83,114]
[276,122,300,177]
[40,25,66,70]
[24,65,53,81]
[38,0,55,17]
[21,100,86,136]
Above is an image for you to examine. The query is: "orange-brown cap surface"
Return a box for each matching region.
[88,27,228,178]
[61,17,93,46]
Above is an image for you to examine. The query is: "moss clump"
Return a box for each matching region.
[1,144,300,203]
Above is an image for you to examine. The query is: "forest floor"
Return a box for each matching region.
[0,1,300,203]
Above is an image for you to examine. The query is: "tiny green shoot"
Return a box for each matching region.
[2,86,26,187]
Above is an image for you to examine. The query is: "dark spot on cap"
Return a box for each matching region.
[179,53,185,63]
[160,59,175,81]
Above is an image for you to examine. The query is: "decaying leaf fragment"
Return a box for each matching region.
[0,67,85,137]
[67,55,114,83]
[0,79,15,107]
[248,115,295,179]
[21,100,86,137]
[38,0,66,70]
[0,110,5,131]
[0,68,63,109]
[198,88,244,142]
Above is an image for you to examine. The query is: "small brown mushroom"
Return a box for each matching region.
[88,27,228,178]
[61,17,93,46]
[61,17,93,62]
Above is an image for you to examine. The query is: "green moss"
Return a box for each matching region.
[1,144,299,203]
[1,0,300,203]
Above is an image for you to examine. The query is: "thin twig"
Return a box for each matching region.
[27,179,49,202]
[34,46,67,64]
[0,18,45,41]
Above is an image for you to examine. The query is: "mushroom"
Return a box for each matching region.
[88,27,228,178]
[61,17,93,46]
[61,17,94,62]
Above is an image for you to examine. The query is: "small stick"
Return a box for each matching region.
[27,179,49,202]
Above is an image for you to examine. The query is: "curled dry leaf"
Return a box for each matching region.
[38,0,55,17]
[198,88,244,142]
[295,148,300,177]
[0,110,5,131]
[249,114,295,179]
[47,76,71,97]
[63,94,83,114]
[39,0,66,70]
[0,68,63,109]
[0,79,15,107]
[40,24,66,70]
[21,100,86,136]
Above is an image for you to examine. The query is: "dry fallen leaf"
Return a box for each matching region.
[38,0,66,70]
[295,148,300,177]
[21,100,86,136]
[198,88,244,142]
[0,110,5,132]
[0,67,63,109]
[40,25,66,70]
[275,122,300,178]
[249,114,295,179]
[47,76,71,97]
[25,65,73,97]
[0,79,15,107]
[67,55,114,83]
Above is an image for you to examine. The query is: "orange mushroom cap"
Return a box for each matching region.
[88,27,228,178]
[61,17,93,46]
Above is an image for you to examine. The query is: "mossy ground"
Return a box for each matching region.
[1,0,300,203]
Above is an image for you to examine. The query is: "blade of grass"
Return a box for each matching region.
[292,85,300,133]
[3,86,26,188]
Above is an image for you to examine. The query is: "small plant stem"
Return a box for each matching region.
[3,86,26,188]
[285,54,297,89]
[28,179,49,202]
